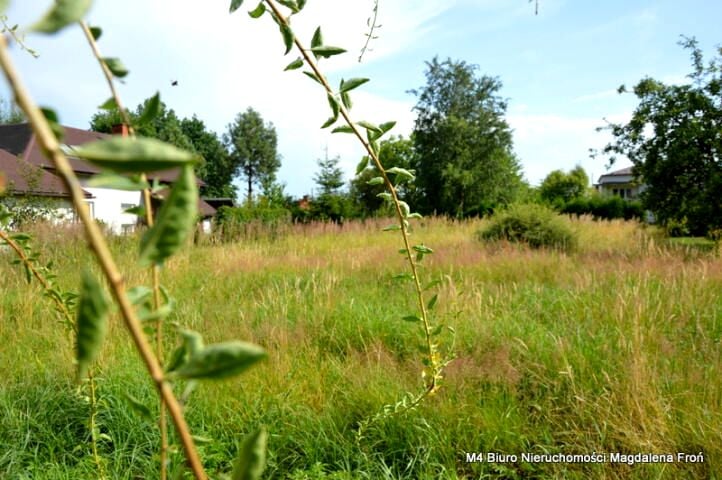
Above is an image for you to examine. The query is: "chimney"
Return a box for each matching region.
[111,123,129,137]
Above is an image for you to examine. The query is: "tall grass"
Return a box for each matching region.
[1,217,720,479]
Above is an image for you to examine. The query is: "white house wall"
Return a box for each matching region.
[82,186,143,234]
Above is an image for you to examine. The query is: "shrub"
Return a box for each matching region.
[478,203,577,251]
[560,195,643,221]
[215,204,291,241]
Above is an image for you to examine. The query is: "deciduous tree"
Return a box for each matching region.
[410,57,523,217]
[603,37,722,236]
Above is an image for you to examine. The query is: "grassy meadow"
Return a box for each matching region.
[1,217,721,479]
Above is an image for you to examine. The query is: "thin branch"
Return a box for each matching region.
[265,0,440,395]
[358,0,380,63]
[0,35,207,480]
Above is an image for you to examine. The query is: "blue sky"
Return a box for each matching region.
[1,0,721,197]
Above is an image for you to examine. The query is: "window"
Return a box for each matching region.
[121,224,135,234]
[121,203,137,213]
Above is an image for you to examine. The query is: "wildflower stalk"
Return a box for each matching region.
[79,21,170,479]
[0,35,207,480]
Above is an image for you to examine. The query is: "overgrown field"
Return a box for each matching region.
[1,217,720,479]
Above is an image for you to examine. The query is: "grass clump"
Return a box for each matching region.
[478,203,578,251]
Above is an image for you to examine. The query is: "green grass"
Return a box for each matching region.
[1,217,721,479]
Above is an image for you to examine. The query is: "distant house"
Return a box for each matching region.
[595,166,645,200]
[0,123,216,233]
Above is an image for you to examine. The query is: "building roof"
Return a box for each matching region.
[597,166,638,185]
[0,148,92,198]
[0,123,203,184]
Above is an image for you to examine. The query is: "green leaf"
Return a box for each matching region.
[424,279,442,291]
[68,137,199,173]
[123,393,152,421]
[382,224,400,231]
[407,212,423,219]
[332,125,354,134]
[310,46,346,58]
[398,201,410,218]
[181,329,205,357]
[320,117,336,129]
[339,78,369,93]
[402,315,422,323]
[284,57,303,71]
[40,107,64,142]
[0,0,9,15]
[357,120,382,133]
[377,192,392,202]
[232,427,268,480]
[76,270,109,380]
[297,0,307,10]
[139,165,198,266]
[89,25,102,41]
[165,343,188,373]
[137,92,161,126]
[229,0,244,13]
[102,57,129,78]
[412,244,434,254]
[277,0,299,12]
[279,23,294,55]
[99,97,117,110]
[302,71,323,85]
[427,293,438,310]
[127,285,152,305]
[31,0,92,34]
[124,205,146,216]
[379,121,397,134]
[366,176,384,186]
[174,341,267,380]
[327,94,340,119]
[355,156,369,175]
[311,27,323,50]
[341,91,352,110]
[385,167,415,181]
[87,172,149,191]
[248,2,265,18]
[392,272,414,281]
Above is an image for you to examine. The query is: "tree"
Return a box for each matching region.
[314,148,344,195]
[179,116,233,198]
[603,37,722,236]
[311,150,353,222]
[0,97,24,124]
[410,57,523,217]
[539,165,589,206]
[350,135,417,216]
[90,101,235,198]
[223,107,281,204]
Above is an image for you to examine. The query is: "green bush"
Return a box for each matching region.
[215,204,291,241]
[560,195,643,221]
[478,203,577,251]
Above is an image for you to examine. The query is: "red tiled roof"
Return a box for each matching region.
[0,123,204,188]
[0,149,92,198]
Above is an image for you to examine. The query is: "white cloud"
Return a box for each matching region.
[1,1,447,197]
[508,111,631,185]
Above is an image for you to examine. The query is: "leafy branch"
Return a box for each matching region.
[358,0,381,63]
[241,0,452,430]
[78,19,171,479]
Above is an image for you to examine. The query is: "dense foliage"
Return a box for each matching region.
[539,165,589,206]
[603,37,722,236]
[411,57,524,217]
[478,203,577,251]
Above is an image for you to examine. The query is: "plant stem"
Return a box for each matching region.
[79,21,169,479]
[0,36,207,480]
[264,0,440,393]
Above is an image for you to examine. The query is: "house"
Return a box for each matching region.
[0,123,216,233]
[595,166,645,200]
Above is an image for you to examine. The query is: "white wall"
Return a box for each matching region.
[81,185,143,234]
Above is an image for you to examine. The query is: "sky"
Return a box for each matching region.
[1,0,721,197]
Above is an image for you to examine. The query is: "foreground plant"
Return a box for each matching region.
[235,0,455,437]
[0,2,269,479]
